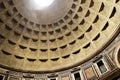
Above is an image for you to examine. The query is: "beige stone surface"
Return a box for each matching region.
[0,0,120,72]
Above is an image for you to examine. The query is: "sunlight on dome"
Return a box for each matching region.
[33,0,54,9]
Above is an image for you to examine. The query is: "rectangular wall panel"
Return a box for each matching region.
[9,77,19,80]
[62,76,69,80]
[84,66,97,80]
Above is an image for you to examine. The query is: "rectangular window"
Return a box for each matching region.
[0,75,4,80]
[97,60,107,74]
[74,72,81,80]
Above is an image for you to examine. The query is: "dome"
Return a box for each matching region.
[0,0,120,77]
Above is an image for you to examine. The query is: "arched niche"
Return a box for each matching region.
[115,46,120,68]
[118,48,120,65]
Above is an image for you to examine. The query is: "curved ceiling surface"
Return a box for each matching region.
[0,0,120,72]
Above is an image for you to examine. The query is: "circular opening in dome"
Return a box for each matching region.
[33,0,54,9]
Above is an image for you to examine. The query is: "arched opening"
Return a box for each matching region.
[118,48,120,64]
[115,47,120,68]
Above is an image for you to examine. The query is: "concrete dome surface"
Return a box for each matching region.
[0,0,120,73]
